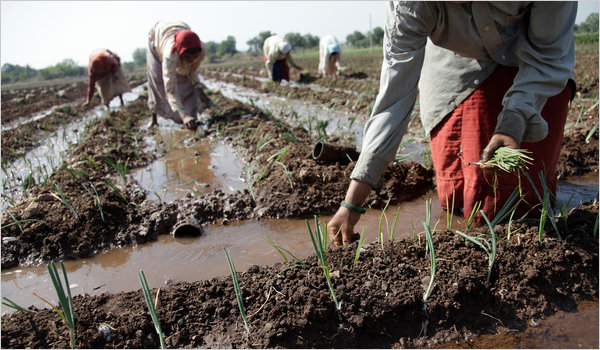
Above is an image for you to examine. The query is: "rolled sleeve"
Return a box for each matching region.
[351,1,435,187]
[498,1,576,143]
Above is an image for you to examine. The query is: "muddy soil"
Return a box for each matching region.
[1,46,598,348]
[1,77,146,163]
[1,202,597,348]
[1,91,433,268]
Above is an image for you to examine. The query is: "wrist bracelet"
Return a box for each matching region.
[341,201,366,214]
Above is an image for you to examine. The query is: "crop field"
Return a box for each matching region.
[0,44,598,348]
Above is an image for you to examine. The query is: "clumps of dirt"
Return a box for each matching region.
[556,100,599,178]
[1,99,154,268]
[1,92,434,268]
[1,202,597,348]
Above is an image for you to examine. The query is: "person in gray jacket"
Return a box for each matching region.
[327,1,577,246]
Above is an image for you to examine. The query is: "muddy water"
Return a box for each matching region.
[0,85,146,207]
[131,128,246,202]
[0,190,448,312]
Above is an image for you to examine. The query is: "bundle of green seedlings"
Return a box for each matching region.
[480,147,533,173]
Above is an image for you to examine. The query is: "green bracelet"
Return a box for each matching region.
[341,201,366,214]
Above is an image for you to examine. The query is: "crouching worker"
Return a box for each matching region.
[319,35,343,77]
[146,20,211,131]
[327,2,576,247]
[263,35,303,83]
[85,49,131,109]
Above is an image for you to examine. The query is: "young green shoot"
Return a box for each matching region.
[353,227,366,267]
[138,270,166,349]
[47,261,76,348]
[523,170,562,240]
[306,216,340,310]
[445,185,456,231]
[378,197,392,252]
[455,210,497,283]
[422,199,437,302]
[51,184,79,220]
[263,235,309,268]
[223,248,251,335]
[585,121,598,144]
[2,296,37,314]
[389,205,402,242]
[465,201,482,230]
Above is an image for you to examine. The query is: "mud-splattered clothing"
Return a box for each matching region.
[318,35,343,77]
[352,1,576,189]
[87,49,130,105]
[147,20,206,123]
[263,35,301,81]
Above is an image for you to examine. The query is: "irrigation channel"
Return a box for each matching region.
[1,77,598,348]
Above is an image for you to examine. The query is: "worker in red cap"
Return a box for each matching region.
[146,20,211,131]
[84,48,131,109]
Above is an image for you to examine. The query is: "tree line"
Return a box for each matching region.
[2,13,598,84]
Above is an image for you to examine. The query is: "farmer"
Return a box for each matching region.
[327,2,577,246]
[263,35,303,83]
[146,20,211,131]
[84,49,131,109]
[318,35,343,77]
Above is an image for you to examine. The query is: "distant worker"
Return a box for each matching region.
[318,35,343,77]
[263,35,303,83]
[146,20,211,131]
[85,49,131,109]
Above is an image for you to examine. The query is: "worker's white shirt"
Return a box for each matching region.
[318,35,343,76]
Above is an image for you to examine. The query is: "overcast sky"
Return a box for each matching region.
[1,1,598,69]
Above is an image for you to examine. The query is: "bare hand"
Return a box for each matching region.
[327,207,361,247]
[480,133,519,172]
[183,116,198,131]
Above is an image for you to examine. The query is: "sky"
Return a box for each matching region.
[1,1,599,69]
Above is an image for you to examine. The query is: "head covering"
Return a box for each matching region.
[172,29,202,55]
[278,41,292,54]
[327,42,340,54]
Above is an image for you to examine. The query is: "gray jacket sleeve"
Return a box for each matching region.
[495,1,576,143]
[351,2,436,187]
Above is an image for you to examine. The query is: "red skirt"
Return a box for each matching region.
[430,65,572,223]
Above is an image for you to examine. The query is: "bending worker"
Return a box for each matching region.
[318,35,343,77]
[146,20,211,131]
[263,35,303,83]
[85,48,131,109]
[327,2,577,246]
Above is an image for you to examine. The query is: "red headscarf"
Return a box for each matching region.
[172,30,201,55]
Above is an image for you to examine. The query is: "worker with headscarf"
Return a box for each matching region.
[85,49,131,109]
[263,35,303,83]
[318,35,343,77]
[146,20,210,131]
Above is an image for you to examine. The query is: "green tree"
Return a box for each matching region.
[38,59,85,80]
[284,32,305,49]
[575,12,599,33]
[247,31,273,54]
[303,33,320,48]
[346,30,367,47]
[205,41,219,63]
[218,36,237,56]
[132,48,147,67]
[372,27,384,45]
[1,63,38,83]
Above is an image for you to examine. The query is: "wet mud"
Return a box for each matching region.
[1,45,598,348]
